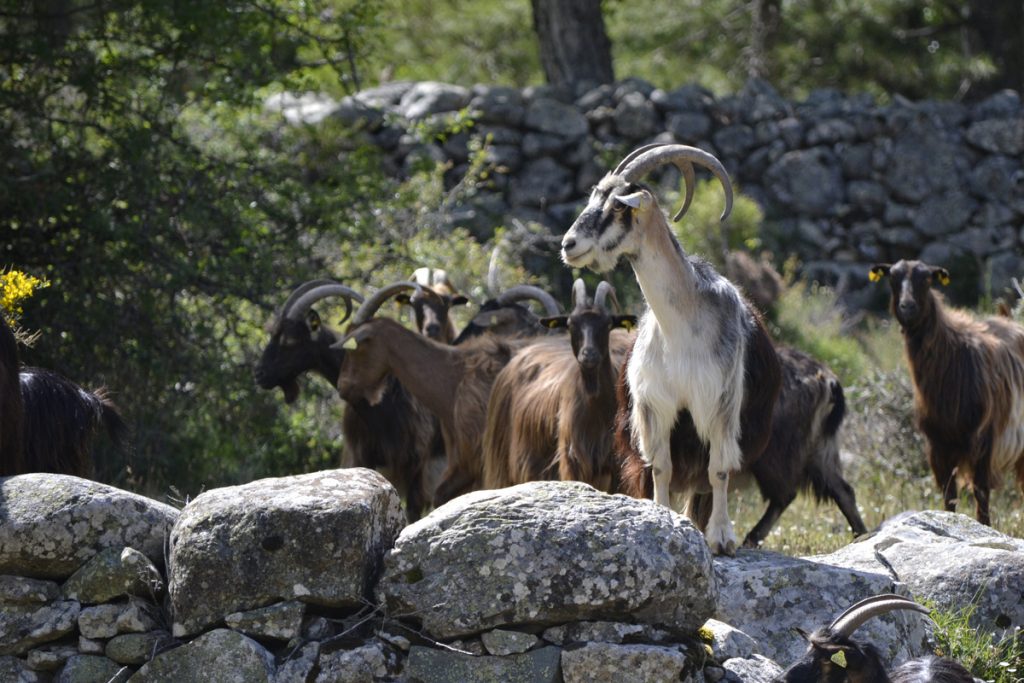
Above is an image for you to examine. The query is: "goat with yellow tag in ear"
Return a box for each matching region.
[868,259,1024,526]
[482,279,636,493]
[776,594,973,683]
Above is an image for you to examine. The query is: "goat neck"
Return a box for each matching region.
[629,215,704,324]
[348,318,464,423]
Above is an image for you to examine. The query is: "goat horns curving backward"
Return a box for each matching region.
[284,281,365,322]
[829,594,931,639]
[593,281,619,313]
[615,143,734,223]
[494,285,562,315]
[349,281,422,327]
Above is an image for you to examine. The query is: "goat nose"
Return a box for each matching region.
[579,348,600,367]
[562,236,576,252]
[425,323,442,338]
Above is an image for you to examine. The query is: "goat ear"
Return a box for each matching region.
[932,267,950,286]
[868,264,891,282]
[452,294,469,306]
[614,315,638,331]
[395,293,412,305]
[306,310,322,332]
[539,316,567,329]
[614,191,649,211]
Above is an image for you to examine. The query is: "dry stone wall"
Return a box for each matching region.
[2,469,1023,682]
[268,80,1024,305]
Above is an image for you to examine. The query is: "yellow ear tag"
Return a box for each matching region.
[938,273,951,286]
[830,650,848,669]
[546,320,558,329]
[342,337,358,350]
[622,320,635,331]
[868,269,882,282]
[489,315,498,325]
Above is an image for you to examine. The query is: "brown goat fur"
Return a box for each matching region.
[614,311,781,521]
[483,329,634,492]
[337,316,526,506]
[871,259,1024,525]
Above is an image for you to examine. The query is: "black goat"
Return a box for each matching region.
[0,314,24,475]
[254,279,441,521]
[776,594,972,683]
[452,285,563,344]
[18,368,127,479]
[1,310,125,479]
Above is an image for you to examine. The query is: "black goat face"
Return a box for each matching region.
[254,313,321,403]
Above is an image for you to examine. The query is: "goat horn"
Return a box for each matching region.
[829,594,931,639]
[495,285,562,315]
[617,144,734,223]
[594,281,620,313]
[281,279,338,316]
[349,281,421,328]
[285,282,365,323]
[571,279,588,311]
[612,142,672,176]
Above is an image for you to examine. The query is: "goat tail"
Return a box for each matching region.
[614,446,653,499]
[823,377,846,437]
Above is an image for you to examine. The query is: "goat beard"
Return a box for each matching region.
[282,379,300,404]
[365,379,388,407]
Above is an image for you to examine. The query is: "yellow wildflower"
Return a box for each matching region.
[0,269,49,324]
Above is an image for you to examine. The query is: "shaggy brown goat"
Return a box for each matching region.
[482,280,636,492]
[336,284,528,506]
[870,259,1024,525]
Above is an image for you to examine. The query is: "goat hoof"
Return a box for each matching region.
[709,539,737,556]
[705,526,738,556]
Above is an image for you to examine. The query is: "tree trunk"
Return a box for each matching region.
[964,1,1024,97]
[530,0,614,88]
[746,0,781,81]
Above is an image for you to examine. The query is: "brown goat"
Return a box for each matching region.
[482,280,636,492]
[870,259,1024,525]
[618,344,866,546]
[336,285,527,506]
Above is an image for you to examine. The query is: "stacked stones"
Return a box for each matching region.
[269,80,1024,302]
[2,469,1022,682]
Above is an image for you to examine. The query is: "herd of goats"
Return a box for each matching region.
[2,143,1023,681]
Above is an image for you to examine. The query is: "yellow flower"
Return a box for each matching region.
[0,269,49,323]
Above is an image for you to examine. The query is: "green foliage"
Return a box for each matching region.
[928,598,1024,683]
[668,179,765,269]
[771,275,870,386]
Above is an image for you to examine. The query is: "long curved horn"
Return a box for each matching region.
[617,144,733,223]
[594,281,620,313]
[286,283,365,323]
[612,142,671,176]
[349,281,421,328]
[829,594,930,639]
[281,279,338,317]
[571,279,588,311]
[495,285,562,315]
